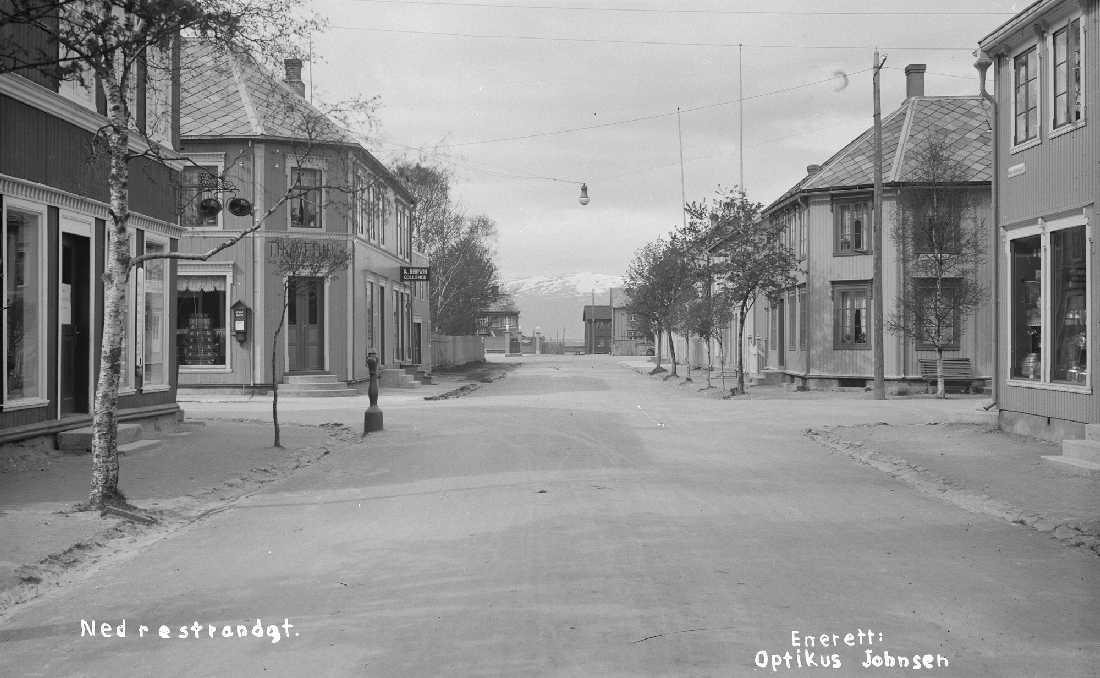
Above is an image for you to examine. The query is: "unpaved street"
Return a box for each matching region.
[1,356,1096,677]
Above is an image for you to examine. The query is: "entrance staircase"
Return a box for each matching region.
[56,422,161,454]
[279,373,358,397]
[1043,425,1100,477]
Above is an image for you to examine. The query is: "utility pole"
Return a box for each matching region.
[677,107,688,230]
[871,49,887,400]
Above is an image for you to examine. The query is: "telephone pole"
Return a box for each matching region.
[871,50,886,400]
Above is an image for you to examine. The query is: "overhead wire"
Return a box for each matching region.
[348,0,1015,17]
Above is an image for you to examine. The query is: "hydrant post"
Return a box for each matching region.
[363,351,383,434]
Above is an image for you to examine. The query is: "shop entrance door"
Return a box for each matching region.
[60,233,91,415]
[287,277,324,372]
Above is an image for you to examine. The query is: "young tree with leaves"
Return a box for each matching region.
[624,237,696,377]
[889,137,987,398]
[0,0,321,508]
[687,188,799,396]
[394,162,502,335]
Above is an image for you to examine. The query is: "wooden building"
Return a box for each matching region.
[477,295,521,353]
[175,39,425,393]
[582,305,612,354]
[978,0,1098,441]
[0,28,184,442]
[608,287,650,356]
[758,65,993,391]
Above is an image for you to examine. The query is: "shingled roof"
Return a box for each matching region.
[767,95,992,212]
[180,38,354,144]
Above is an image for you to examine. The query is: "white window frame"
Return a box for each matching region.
[1003,211,1092,393]
[137,233,172,392]
[1047,12,1086,138]
[1,198,50,410]
[287,161,325,231]
[180,152,226,231]
[1010,42,1042,153]
[177,264,234,373]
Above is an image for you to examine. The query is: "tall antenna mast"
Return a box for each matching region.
[739,43,745,193]
[677,107,687,229]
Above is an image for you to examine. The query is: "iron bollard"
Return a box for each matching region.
[363,351,383,434]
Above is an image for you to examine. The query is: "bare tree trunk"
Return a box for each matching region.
[705,334,713,388]
[734,303,748,395]
[936,346,946,399]
[88,75,130,508]
[667,329,678,376]
[654,328,663,371]
[272,282,290,447]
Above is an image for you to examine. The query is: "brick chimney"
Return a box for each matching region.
[806,164,822,175]
[283,58,306,98]
[905,63,926,98]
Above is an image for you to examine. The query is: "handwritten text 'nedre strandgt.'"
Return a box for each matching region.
[80,618,297,644]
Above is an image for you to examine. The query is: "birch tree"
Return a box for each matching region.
[0,0,320,508]
[687,188,799,396]
[889,137,987,397]
[624,238,695,378]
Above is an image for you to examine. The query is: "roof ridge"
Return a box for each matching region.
[889,98,917,182]
[225,46,262,135]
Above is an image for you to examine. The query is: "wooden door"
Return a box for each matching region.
[287,277,324,372]
[60,233,90,414]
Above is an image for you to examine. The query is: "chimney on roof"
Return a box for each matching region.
[905,63,926,99]
[283,58,306,98]
[806,164,821,175]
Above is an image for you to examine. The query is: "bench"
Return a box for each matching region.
[918,357,975,393]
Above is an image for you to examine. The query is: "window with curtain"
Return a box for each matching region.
[177,275,227,367]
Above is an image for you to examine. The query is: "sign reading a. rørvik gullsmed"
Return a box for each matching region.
[401,266,430,282]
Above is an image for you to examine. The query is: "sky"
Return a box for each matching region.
[306,0,1023,281]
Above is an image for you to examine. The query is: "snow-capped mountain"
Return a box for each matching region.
[503,273,624,343]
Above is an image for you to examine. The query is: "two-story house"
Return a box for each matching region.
[978,0,1097,441]
[608,287,650,356]
[759,65,993,391]
[477,295,521,353]
[0,23,184,442]
[176,39,423,395]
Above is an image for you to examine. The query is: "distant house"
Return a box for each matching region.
[176,39,422,394]
[978,0,1097,441]
[478,295,520,353]
[608,287,650,355]
[0,23,183,442]
[582,305,612,354]
[755,64,993,391]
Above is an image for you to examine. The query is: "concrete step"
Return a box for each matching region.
[118,439,162,455]
[755,370,785,386]
[57,423,143,452]
[1085,424,1100,441]
[381,369,419,388]
[278,386,359,398]
[284,373,341,384]
[1062,439,1100,465]
[278,380,349,391]
[1041,455,1100,478]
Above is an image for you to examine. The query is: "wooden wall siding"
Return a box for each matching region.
[1002,385,1092,423]
[0,19,60,91]
[995,8,1100,227]
[0,96,179,221]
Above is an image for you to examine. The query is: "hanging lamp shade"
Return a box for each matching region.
[198,197,222,218]
[578,183,590,206]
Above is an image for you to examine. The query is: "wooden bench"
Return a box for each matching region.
[918,358,974,393]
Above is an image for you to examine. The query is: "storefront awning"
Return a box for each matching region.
[178,275,226,293]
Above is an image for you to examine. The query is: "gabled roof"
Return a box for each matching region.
[767,96,991,213]
[480,295,519,315]
[583,305,612,321]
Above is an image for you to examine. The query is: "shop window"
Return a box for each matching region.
[1052,18,1083,130]
[1009,224,1089,385]
[1014,45,1039,144]
[177,276,227,367]
[290,167,322,229]
[1052,227,1087,384]
[833,282,870,349]
[834,201,869,254]
[2,206,44,402]
[140,239,169,388]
